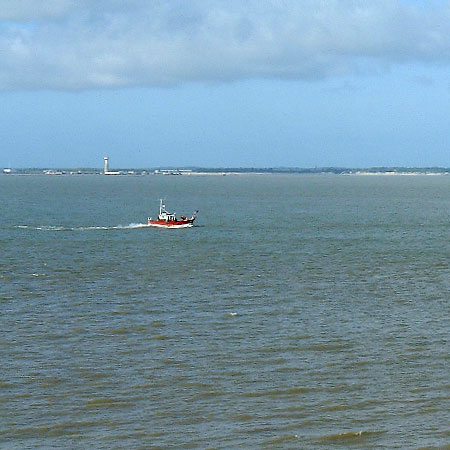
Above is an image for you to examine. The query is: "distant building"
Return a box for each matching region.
[43,170,64,175]
[154,169,192,175]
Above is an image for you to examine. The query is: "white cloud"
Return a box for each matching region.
[1,0,450,90]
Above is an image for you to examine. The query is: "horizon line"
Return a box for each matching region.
[4,166,450,172]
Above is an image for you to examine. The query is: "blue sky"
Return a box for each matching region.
[1,0,450,168]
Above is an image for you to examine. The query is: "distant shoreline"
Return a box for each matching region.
[3,167,450,176]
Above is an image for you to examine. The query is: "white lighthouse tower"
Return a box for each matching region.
[103,156,120,175]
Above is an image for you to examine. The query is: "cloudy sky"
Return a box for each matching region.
[1,0,450,168]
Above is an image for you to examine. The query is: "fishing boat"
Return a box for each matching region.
[147,199,198,228]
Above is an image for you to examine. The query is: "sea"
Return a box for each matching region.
[1,174,449,449]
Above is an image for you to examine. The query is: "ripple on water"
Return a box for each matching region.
[311,429,386,445]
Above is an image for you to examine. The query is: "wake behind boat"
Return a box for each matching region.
[148,199,198,228]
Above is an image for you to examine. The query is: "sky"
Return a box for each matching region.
[1,0,450,168]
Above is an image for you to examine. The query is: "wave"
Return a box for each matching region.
[14,223,150,231]
[313,430,385,442]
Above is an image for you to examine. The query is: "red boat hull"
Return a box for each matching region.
[147,218,195,228]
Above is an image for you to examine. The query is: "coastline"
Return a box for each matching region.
[2,168,450,176]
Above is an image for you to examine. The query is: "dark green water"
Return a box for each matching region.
[1,174,449,449]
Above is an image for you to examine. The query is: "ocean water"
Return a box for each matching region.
[1,174,449,449]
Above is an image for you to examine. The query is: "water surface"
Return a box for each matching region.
[1,174,449,449]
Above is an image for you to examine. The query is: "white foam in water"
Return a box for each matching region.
[17,225,66,231]
[112,223,150,229]
[15,223,151,231]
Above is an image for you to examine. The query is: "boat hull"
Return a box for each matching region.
[147,219,195,228]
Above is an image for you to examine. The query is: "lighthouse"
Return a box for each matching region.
[103,156,120,175]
